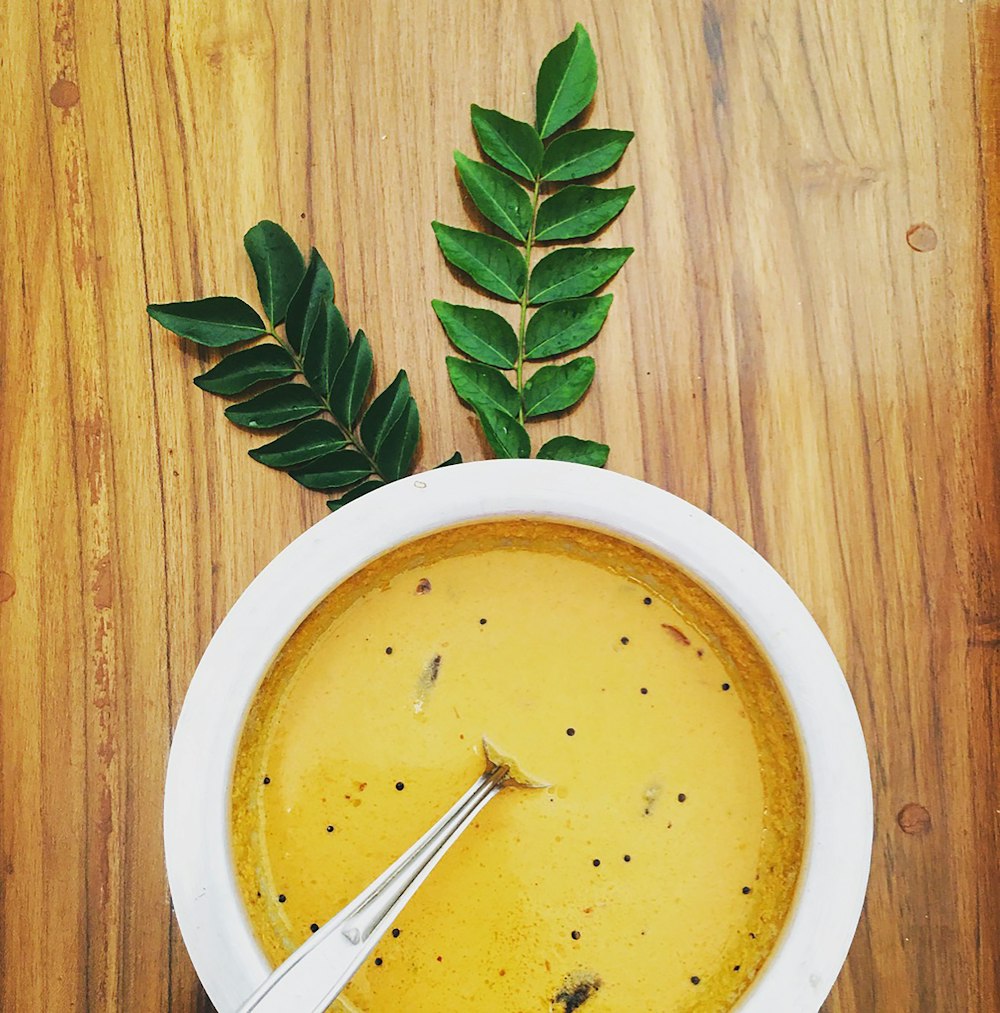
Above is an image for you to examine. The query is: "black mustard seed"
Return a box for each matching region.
[374,957,383,966]
[571,930,581,940]
[262,776,270,784]
[592,858,601,867]
[392,928,400,938]
[620,636,630,645]
[566,727,576,736]
[326,825,334,833]
[678,793,687,802]
[742,886,752,894]
[722,683,731,691]
[395,781,405,791]
[643,596,652,605]
[624,854,631,862]
[385,646,393,655]
[310,923,319,933]
[640,687,648,694]
[277,894,286,903]
[479,618,487,625]
[690,976,701,985]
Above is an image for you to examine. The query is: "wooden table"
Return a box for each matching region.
[2,2,997,1009]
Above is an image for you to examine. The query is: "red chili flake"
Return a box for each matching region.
[662,624,691,645]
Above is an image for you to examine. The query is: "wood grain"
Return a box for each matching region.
[1,1,996,1009]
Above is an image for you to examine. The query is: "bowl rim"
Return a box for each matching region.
[164,459,873,1012]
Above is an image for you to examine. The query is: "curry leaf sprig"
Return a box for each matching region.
[147,221,459,510]
[432,23,634,467]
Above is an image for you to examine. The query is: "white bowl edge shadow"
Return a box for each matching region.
[163,459,873,1013]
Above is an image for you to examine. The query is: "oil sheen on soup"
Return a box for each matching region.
[231,520,807,1012]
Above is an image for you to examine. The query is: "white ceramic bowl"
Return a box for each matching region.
[164,459,872,1012]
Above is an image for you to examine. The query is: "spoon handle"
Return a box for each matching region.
[237,762,509,1013]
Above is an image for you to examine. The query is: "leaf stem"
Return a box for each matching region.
[265,330,389,483]
[515,176,542,425]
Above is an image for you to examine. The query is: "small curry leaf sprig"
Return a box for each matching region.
[147,221,459,510]
[432,23,634,467]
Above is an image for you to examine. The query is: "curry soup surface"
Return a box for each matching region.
[231,520,806,1012]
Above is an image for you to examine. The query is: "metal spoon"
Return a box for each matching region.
[237,743,546,1013]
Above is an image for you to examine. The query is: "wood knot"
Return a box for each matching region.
[0,571,15,603]
[49,79,80,108]
[906,223,937,252]
[897,803,931,835]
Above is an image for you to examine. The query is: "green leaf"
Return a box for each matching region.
[446,356,520,418]
[375,397,420,481]
[290,449,372,490]
[534,185,634,242]
[193,343,297,395]
[431,222,526,302]
[524,295,613,360]
[147,297,267,347]
[536,23,598,139]
[224,383,324,429]
[540,129,633,181]
[243,221,306,326]
[330,330,373,427]
[470,105,543,182]
[361,371,411,455]
[302,303,349,399]
[435,451,463,468]
[454,151,533,242]
[522,357,595,417]
[529,247,632,304]
[284,249,335,352]
[537,435,609,467]
[247,419,347,469]
[431,301,518,368]
[328,479,385,512]
[476,405,530,459]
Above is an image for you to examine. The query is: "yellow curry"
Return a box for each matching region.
[231,520,806,1011]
